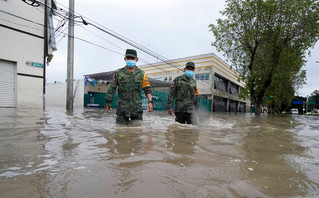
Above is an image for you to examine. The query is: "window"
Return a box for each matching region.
[195,73,210,81]
[229,82,239,96]
[214,75,227,91]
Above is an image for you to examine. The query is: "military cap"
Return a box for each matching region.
[185,61,195,68]
[125,49,138,58]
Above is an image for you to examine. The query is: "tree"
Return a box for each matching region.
[309,90,319,109]
[209,0,319,114]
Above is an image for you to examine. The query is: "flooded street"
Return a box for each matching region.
[1,107,319,198]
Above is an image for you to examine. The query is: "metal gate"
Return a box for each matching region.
[0,60,16,107]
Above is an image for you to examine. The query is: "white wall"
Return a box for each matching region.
[0,0,50,108]
[46,80,84,107]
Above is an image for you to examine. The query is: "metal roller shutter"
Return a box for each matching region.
[0,60,16,107]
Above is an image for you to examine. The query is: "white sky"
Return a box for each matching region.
[47,0,319,97]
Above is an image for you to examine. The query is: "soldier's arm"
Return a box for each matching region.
[194,85,199,110]
[167,79,177,109]
[142,73,153,112]
[142,73,152,96]
[105,72,118,108]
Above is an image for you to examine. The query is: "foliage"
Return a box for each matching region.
[209,0,319,114]
[309,90,319,109]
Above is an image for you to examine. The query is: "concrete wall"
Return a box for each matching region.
[0,0,52,108]
[46,80,84,107]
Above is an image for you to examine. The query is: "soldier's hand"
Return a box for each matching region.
[147,103,153,112]
[106,106,112,112]
[168,108,173,115]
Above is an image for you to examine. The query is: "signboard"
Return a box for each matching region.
[309,101,316,105]
[26,61,44,68]
[293,101,303,104]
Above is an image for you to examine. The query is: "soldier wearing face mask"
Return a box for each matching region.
[167,61,199,124]
[105,49,153,124]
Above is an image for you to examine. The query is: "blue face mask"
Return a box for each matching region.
[126,60,136,68]
[185,70,194,78]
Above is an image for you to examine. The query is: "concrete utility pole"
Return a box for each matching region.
[66,0,75,112]
[306,95,309,114]
[43,0,48,110]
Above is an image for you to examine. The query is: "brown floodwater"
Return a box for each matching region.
[0,106,319,198]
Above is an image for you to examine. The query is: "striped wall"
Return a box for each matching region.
[139,53,245,87]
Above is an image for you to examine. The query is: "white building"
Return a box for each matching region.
[139,53,250,112]
[0,0,56,108]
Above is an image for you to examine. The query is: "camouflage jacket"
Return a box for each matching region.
[167,75,199,113]
[105,66,152,117]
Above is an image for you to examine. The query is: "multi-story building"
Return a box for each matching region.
[139,53,250,112]
[0,0,56,108]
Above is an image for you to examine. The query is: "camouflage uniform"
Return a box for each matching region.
[105,66,152,124]
[167,74,199,124]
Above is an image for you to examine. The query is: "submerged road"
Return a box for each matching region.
[1,106,319,197]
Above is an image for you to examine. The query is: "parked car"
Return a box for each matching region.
[291,108,299,114]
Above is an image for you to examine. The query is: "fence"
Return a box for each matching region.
[84,91,212,112]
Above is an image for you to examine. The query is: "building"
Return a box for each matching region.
[139,53,250,112]
[0,0,56,108]
[84,71,171,109]
[83,53,250,112]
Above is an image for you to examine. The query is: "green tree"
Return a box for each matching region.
[309,90,319,109]
[209,0,319,114]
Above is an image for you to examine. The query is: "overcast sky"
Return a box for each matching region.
[47,0,319,97]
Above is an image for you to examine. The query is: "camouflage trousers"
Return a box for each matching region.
[116,112,143,125]
[174,112,197,125]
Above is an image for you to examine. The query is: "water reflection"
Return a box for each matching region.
[239,115,319,197]
[165,125,199,166]
[0,108,49,198]
[1,108,319,197]
[98,127,154,195]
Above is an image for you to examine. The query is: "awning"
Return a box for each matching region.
[84,70,171,88]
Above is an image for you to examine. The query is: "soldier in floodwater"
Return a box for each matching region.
[167,61,199,124]
[105,49,153,124]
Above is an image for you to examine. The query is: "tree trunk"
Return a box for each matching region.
[255,102,261,115]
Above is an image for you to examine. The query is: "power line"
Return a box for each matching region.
[0,17,43,32]
[78,26,125,51]
[53,1,185,71]
[19,0,214,86]
[77,26,168,73]
[68,2,213,85]
[23,1,200,73]
[0,8,43,26]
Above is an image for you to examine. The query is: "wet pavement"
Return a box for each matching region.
[1,106,319,197]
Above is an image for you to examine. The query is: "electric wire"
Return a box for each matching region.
[0,17,43,32]
[30,1,203,73]
[77,27,169,73]
[53,1,184,71]
[78,26,125,51]
[60,1,214,86]
[19,0,215,87]
[0,8,43,26]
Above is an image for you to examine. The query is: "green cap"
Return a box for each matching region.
[125,49,137,58]
[185,61,195,68]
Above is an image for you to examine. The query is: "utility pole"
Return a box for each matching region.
[66,0,75,112]
[43,0,48,110]
[306,95,309,114]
